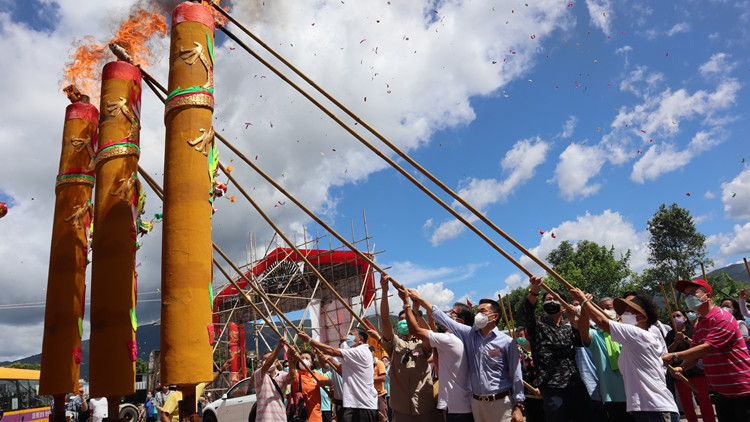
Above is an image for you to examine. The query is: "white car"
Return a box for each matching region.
[202,377,257,422]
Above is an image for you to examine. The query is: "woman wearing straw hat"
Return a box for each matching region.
[569,288,679,422]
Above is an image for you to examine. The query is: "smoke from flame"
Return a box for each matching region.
[61,4,168,103]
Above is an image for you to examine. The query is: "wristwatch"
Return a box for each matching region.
[514,401,525,413]
[528,289,539,296]
[403,303,411,309]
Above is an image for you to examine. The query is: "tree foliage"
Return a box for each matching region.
[646,203,712,289]
[6,362,41,370]
[135,358,148,374]
[544,240,633,300]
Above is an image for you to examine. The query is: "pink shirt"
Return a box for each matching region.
[254,368,290,421]
[691,306,750,397]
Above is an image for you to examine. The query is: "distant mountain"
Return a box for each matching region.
[706,262,750,284]
[1,314,389,379]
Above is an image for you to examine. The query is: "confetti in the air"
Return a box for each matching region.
[538,228,545,235]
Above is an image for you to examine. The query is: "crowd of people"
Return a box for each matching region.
[246,275,750,422]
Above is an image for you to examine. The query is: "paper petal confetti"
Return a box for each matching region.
[551,233,556,238]
[686,193,691,196]
[226,165,233,172]
[538,228,545,235]
[230,195,236,203]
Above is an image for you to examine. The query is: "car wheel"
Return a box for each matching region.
[118,404,139,422]
[203,411,218,422]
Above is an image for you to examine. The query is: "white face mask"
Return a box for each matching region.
[620,312,638,326]
[475,312,494,329]
[604,309,617,320]
[299,359,311,370]
[722,307,733,314]
[573,305,582,314]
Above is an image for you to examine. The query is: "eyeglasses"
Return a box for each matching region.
[402,349,413,365]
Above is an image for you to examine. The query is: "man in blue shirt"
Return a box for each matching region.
[415,291,524,422]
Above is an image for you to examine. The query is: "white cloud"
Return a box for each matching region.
[384,260,487,287]
[709,222,750,258]
[559,116,578,138]
[0,0,575,360]
[553,144,607,200]
[704,190,716,199]
[413,282,455,311]
[519,210,650,276]
[428,137,550,244]
[495,273,524,296]
[721,167,750,219]
[699,53,736,76]
[666,22,691,36]
[631,130,725,183]
[585,0,613,35]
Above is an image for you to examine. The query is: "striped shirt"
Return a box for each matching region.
[254,368,290,422]
[691,306,750,397]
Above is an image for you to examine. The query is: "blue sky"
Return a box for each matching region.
[0,0,749,360]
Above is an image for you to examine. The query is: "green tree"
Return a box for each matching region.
[544,240,633,300]
[135,358,149,374]
[7,362,41,370]
[646,203,712,292]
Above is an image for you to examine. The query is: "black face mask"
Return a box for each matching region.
[543,300,561,315]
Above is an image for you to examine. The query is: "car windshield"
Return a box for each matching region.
[227,379,255,399]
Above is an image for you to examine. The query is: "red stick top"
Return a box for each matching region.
[172,2,215,32]
[65,102,99,125]
[102,61,142,88]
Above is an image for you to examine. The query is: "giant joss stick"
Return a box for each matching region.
[39,90,99,421]
[89,60,143,414]
[161,3,216,419]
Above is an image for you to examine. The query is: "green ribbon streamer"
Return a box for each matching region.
[206,31,214,66]
[166,85,214,103]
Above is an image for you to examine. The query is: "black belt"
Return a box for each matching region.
[472,391,509,402]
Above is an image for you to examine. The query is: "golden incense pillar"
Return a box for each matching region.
[89,61,142,401]
[40,98,99,413]
[161,1,216,392]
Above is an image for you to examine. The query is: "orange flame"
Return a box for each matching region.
[203,0,229,27]
[61,4,168,102]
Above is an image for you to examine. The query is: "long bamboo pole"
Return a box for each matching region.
[745,258,750,280]
[498,294,513,339]
[659,283,676,329]
[212,4,593,305]
[669,281,680,312]
[506,295,516,334]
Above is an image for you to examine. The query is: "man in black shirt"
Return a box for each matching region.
[523,276,591,422]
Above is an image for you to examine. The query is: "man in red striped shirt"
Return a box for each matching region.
[663,279,750,421]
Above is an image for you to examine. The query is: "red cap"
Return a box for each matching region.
[675,279,712,296]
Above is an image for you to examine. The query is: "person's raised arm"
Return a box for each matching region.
[526,276,542,307]
[739,289,750,319]
[297,331,343,358]
[577,293,593,346]
[380,274,394,342]
[398,286,431,345]
[321,353,342,375]
[286,348,298,384]
[569,288,610,333]
[260,338,287,378]
[409,289,471,339]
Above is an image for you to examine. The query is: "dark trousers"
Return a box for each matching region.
[341,408,378,422]
[540,383,592,422]
[603,402,634,422]
[630,412,679,422]
[322,410,332,422]
[524,397,545,422]
[446,412,474,422]
[713,393,750,422]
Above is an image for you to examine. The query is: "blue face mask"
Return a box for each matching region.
[397,320,409,336]
[686,311,697,321]
[516,337,527,346]
[685,294,704,311]
[346,335,356,347]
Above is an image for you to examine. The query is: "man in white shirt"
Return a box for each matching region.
[405,288,474,421]
[299,327,378,422]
